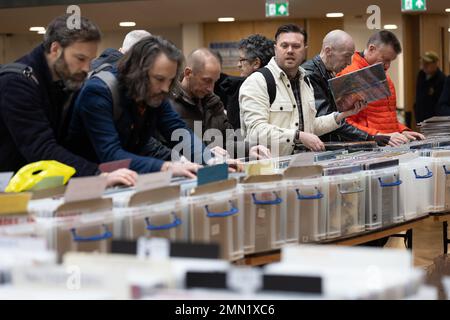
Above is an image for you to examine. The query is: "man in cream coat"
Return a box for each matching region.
[239,24,365,156]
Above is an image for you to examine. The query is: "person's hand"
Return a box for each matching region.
[340,100,367,118]
[299,132,325,152]
[206,157,244,173]
[210,146,230,159]
[402,131,425,141]
[369,134,391,146]
[381,132,409,147]
[103,168,138,187]
[225,158,244,173]
[249,145,272,160]
[161,161,201,179]
[203,94,223,113]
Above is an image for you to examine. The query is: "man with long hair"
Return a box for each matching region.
[68,36,209,178]
[0,14,136,187]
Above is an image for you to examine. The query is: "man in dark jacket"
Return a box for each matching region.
[68,36,208,178]
[302,30,389,145]
[171,48,233,143]
[437,76,450,116]
[0,14,137,186]
[414,51,446,123]
[171,48,271,159]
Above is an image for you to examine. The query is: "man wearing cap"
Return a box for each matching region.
[414,51,446,123]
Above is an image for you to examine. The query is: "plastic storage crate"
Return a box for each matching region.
[364,161,401,230]
[323,169,366,238]
[36,210,114,262]
[188,180,243,261]
[429,151,450,213]
[240,175,286,254]
[284,166,327,243]
[28,197,114,261]
[399,157,434,220]
[114,185,188,242]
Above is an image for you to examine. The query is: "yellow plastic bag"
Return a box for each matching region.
[5,160,76,193]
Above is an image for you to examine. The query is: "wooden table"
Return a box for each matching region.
[236,215,431,267]
[320,215,429,246]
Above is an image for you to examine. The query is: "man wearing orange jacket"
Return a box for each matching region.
[338,30,425,146]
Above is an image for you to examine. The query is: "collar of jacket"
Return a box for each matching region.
[173,85,200,108]
[267,56,307,82]
[17,44,54,90]
[312,55,334,81]
[352,51,370,68]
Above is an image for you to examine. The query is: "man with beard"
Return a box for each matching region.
[67,36,209,178]
[0,14,137,187]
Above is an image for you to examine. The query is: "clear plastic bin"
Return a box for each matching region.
[365,166,401,229]
[429,154,450,213]
[188,180,243,261]
[285,176,327,243]
[399,157,434,220]
[324,172,366,238]
[35,211,115,262]
[240,175,286,254]
[113,186,188,242]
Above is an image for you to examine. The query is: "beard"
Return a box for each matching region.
[53,51,88,91]
[145,92,166,108]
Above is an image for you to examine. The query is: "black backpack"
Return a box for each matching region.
[256,67,276,105]
[0,63,39,85]
[222,67,276,129]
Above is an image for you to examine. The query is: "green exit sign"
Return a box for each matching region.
[266,1,289,17]
[401,0,426,11]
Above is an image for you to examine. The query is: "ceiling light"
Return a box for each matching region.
[218,17,235,22]
[37,30,46,34]
[29,27,45,32]
[326,13,344,18]
[445,8,450,13]
[448,28,450,32]
[119,22,136,27]
[384,24,398,30]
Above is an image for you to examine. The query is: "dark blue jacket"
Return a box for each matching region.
[67,69,207,174]
[414,68,445,123]
[437,76,450,116]
[91,48,123,70]
[0,44,98,175]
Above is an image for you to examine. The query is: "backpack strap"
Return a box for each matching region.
[88,62,113,78]
[91,69,122,122]
[256,67,276,106]
[0,63,39,85]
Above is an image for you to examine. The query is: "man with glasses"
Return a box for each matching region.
[220,34,274,130]
[239,24,360,156]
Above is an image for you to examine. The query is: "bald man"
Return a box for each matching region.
[170,48,271,159]
[171,48,233,148]
[302,30,388,144]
